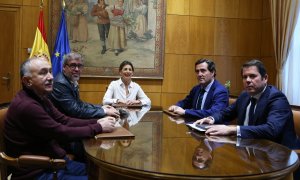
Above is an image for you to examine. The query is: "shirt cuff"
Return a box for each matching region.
[139,100,144,105]
[208,116,215,124]
[236,137,241,146]
[237,125,241,137]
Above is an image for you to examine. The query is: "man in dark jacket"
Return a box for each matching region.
[50,52,120,119]
[168,58,229,119]
[4,57,116,179]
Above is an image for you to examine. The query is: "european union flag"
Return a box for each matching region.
[51,10,70,77]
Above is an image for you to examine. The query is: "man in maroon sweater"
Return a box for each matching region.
[4,57,116,179]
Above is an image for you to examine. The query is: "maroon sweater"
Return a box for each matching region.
[4,89,102,179]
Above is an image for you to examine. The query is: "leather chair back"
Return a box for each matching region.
[229,97,236,105]
[228,97,237,125]
[293,110,300,138]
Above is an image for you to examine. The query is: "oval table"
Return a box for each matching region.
[83,109,299,180]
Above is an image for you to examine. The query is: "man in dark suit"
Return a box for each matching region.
[194,59,300,149]
[168,58,229,119]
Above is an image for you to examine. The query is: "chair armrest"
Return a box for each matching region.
[0,152,18,166]
[0,152,66,170]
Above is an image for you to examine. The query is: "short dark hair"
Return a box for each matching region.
[119,60,134,72]
[195,58,216,77]
[241,59,267,77]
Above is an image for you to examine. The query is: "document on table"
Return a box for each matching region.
[186,123,210,132]
[95,127,135,139]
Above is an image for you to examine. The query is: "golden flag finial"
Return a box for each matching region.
[62,0,66,10]
[40,0,44,8]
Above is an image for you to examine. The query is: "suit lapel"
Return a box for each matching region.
[238,96,251,125]
[69,80,79,99]
[193,86,202,109]
[73,85,79,99]
[203,81,216,109]
[252,87,270,125]
[63,73,79,99]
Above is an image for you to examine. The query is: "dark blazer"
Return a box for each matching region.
[50,73,106,119]
[176,80,229,118]
[213,85,300,149]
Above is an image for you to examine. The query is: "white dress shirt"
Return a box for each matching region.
[199,79,214,110]
[127,106,151,126]
[237,85,267,137]
[102,78,151,106]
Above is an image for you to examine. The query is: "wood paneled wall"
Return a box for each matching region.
[80,0,275,109]
[0,0,275,108]
[0,0,50,96]
[0,0,50,68]
[165,0,275,95]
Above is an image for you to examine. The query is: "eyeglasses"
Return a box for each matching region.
[66,63,84,70]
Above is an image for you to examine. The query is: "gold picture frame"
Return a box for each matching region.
[50,0,165,79]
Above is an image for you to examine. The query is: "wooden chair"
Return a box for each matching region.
[0,106,66,180]
[228,97,237,125]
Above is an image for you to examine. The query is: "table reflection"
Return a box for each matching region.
[190,132,293,173]
[116,105,151,127]
[84,110,299,180]
[93,106,151,151]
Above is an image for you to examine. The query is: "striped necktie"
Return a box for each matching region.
[196,89,205,110]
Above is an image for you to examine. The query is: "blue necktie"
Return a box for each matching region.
[196,89,205,110]
[248,98,256,125]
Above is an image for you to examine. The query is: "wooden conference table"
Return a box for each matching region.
[83,107,299,180]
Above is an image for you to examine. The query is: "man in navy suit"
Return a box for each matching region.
[168,58,229,119]
[195,59,300,149]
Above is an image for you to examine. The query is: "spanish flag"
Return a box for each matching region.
[29,9,51,63]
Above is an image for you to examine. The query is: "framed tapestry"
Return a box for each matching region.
[50,0,165,79]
